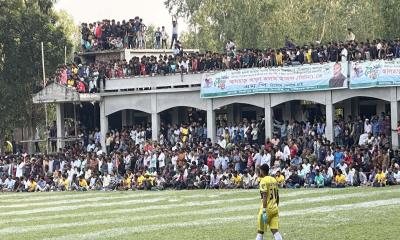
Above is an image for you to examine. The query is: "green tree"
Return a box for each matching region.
[0,0,73,147]
[164,0,400,51]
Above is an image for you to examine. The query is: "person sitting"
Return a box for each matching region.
[373,168,386,187]
[333,169,346,188]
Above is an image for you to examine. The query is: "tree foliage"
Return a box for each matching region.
[165,0,400,51]
[0,0,74,140]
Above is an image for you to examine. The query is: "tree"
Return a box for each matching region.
[0,0,74,149]
[164,0,400,51]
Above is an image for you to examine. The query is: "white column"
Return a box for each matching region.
[121,110,127,127]
[56,103,65,150]
[264,94,273,140]
[325,92,334,143]
[207,99,216,143]
[152,113,160,141]
[391,101,399,149]
[100,100,108,152]
[151,94,159,141]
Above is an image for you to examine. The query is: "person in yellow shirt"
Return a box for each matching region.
[275,171,285,188]
[181,125,189,143]
[256,164,283,240]
[78,176,88,191]
[276,50,283,66]
[305,48,312,63]
[232,171,242,188]
[374,169,386,187]
[58,175,69,191]
[122,173,132,190]
[27,177,37,192]
[137,172,145,190]
[334,169,346,188]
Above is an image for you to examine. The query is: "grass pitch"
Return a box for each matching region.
[0,187,399,240]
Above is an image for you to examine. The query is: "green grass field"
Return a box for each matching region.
[0,186,400,240]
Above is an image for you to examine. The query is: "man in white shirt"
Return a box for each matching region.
[16,159,26,178]
[261,151,271,167]
[283,143,290,162]
[393,167,400,184]
[161,26,168,49]
[364,119,372,134]
[218,136,227,149]
[214,155,222,170]
[346,28,355,41]
[158,150,166,170]
[221,154,229,171]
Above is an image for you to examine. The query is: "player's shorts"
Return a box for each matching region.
[257,208,279,232]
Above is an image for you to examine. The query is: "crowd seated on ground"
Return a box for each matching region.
[50,37,400,93]
[1,110,400,192]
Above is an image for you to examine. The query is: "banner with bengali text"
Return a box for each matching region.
[350,60,400,89]
[200,62,348,98]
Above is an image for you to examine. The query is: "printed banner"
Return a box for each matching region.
[200,62,348,98]
[350,60,400,89]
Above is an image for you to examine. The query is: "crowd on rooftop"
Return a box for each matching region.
[1,107,400,192]
[80,16,178,51]
[51,30,400,93]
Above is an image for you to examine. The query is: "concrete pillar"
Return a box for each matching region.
[344,99,352,119]
[325,92,334,143]
[390,101,399,149]
[121,110,127,127]
[207,99,216,143]
[151,94,159,141]
[151,113,160,141]
[100,100,108,152]
[56,103,65,150]
[377,101,386,115]
[264,94,273,139]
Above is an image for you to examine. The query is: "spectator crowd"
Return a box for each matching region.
[1,109,400,193]
[52,36,400,93]
[80,16,177,51]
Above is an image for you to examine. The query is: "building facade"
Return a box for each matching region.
[33,50,400,150]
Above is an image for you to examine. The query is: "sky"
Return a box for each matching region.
[54,0,188,35]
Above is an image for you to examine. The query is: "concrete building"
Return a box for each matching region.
[32,50,400,150]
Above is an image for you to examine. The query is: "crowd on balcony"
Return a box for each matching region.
[1,108,400,192]
[52,34,400,93]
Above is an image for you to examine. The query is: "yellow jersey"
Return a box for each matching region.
[275,175,285,184]
[335,174,346,184]
[375,172,386,184]
[29,181,37,192]
[259,176,279,214]
[138,175,145,186]
[124,177,131,188]
[79,179,88,188]
[232,175,242,185]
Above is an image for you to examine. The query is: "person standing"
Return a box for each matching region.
[256,164,283,240]
[170,16,178,49]
[49,121,57,152]
[155,27,162,49]
[346,28,355,42]
[161,26,168,49]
